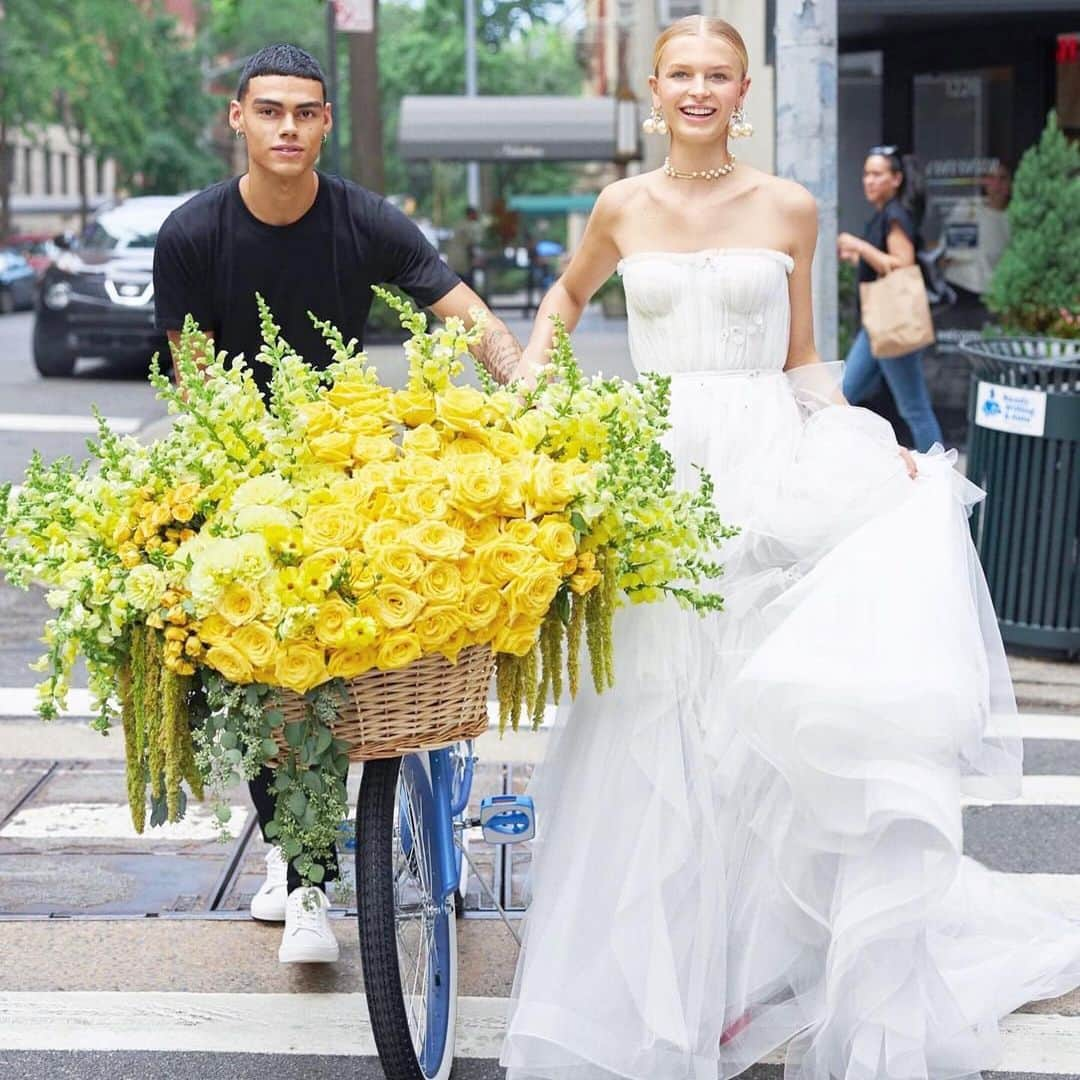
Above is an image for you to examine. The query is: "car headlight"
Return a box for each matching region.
[43,282,72,310]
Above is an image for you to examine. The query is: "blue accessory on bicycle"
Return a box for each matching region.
[479,793,536,844]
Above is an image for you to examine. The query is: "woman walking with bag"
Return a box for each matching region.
[838,147,944,451]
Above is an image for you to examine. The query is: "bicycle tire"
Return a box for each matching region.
[356,755,458,1080]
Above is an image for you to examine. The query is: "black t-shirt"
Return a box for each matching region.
[153,173,460,390]
[858,198,917,284]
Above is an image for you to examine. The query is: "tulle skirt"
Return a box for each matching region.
[499,364,1080,1080]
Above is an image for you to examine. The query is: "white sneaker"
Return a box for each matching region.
[249,846,288,922]
[278,886,340,964]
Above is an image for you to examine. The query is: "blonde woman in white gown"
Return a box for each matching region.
[500,15,1080,1080]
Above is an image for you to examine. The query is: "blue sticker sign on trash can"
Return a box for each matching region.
[974,381,1047,437]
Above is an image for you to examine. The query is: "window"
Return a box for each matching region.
[1058,33,1080,140]
[656,0,701,27]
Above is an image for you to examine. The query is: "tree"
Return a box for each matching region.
[378,1,583,219]
[987,110,1080,338]
[0,1,59,239]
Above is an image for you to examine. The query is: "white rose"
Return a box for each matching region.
[125,564,167,611]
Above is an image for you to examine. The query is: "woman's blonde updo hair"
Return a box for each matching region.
[652,15,749,78]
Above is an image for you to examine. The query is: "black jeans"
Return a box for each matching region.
[248,765,343,894]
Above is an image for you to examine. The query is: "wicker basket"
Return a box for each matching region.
[272,644,496,762]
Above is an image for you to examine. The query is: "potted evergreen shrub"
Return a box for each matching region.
[986,110,1080,339]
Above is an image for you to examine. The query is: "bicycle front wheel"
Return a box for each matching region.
[356,755,458,1080]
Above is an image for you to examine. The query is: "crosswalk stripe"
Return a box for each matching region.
[0,413,142,434]
[963,775,1080,807]
[0,991,1075,1071]
[0,993,1075,1071]
[0,802,249,841]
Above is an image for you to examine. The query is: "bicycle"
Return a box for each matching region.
[355,737,536,1079]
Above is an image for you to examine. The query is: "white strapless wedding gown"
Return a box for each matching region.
[499,249,1080,1080]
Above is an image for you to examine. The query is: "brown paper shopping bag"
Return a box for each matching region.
[859,264,935,359]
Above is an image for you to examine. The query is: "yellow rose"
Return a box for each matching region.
[391,387,436,426]
[463,515,500,549]
[511,410,548,450]
[341,413,391,437]
[377,630,423,670]
[526,456,588,515]
[448,453,503,520]
[371,545,425,584]
[205,642,255,684]
[473,539,536,585]
[397,454,445,487]
[404,520,466,561]
[402,423,443,456]
[232,621,279,668]
[460,583,503,631]
[308,430,355,464]
[569,568,603,596]
[352,434,399,464]
[297,400,341,438]
[197,612,233,646]
[503,519,539,545]
[414,604,464,651]
[443,436,488,459]
[506,563,563,621]
[171,502,196,524]
[397,484,449,523]
[492,616,540,657]
[418,561,465,605]
[314,596,353,647]
[436,385,489,432]
[536,518,578,563]
[374,583,426,629]
[327,645,379,679]
[497,459,527,515]
[326,380,391,414]
[274,642,329,694]
[302,503,362,550]
[219,582,262,626]
[479,428,524,462]
[363,519,406,550]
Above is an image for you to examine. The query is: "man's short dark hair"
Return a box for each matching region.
[237,44,328,101]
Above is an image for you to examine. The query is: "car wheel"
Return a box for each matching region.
[33,335,76,378]
[0,289,14,316]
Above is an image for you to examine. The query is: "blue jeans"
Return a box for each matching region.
[842,329,944,452]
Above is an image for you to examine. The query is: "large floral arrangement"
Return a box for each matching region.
[0,291,733,883]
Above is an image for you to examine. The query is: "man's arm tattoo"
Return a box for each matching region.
[474,324,523,385]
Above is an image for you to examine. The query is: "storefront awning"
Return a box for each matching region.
[398,96,640,162]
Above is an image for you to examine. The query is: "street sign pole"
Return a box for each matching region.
[326,0,341,175]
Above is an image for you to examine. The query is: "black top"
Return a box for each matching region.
[858,198,918,284]
[153,173,460,391]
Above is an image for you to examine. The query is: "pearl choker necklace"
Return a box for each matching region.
[663,155,736,180]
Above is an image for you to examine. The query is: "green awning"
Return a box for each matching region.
[507,194,598,215]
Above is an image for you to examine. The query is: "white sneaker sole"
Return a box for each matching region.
[250,901,287,923]
[278,941,341,964]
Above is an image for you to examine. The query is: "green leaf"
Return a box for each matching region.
[306,863,325,884]
[264,710,285,728]
[286,790,308,819]
[281,836,302,860]
[316,728,333,756]
[570,511,587,534]
[260,738,280,760]
[263,819,280,839]
[272,772,291,793]
[301,771,324,795]
[302,805,318,831]
[214,804,232,824]
[556,586,571,626]
[284,722,305,748]
[220,730,238,750]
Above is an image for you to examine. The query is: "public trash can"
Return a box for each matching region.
[962,337,1080,657]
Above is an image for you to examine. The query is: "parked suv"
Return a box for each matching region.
[33,193,194,377]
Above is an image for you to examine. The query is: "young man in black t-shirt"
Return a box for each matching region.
[153,43,522,964]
